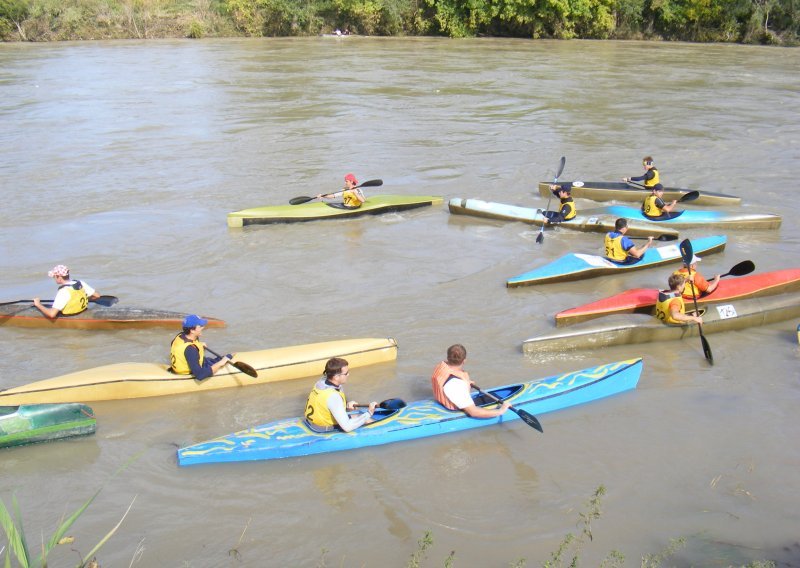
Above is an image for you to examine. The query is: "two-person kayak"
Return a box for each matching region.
[177,358,642,465]
[0,338,397,405]
[536,181,741,206]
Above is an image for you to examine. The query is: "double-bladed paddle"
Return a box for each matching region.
[628,234,679,242]
[205,346,258,378]
[536,157,566,245]
[626,181,700,203]
[0,295,119,307]
[289,179,384,205]
[471,384,543,433]
[720,260,755,278]
[354,398,407,411]
[679,239,713,365]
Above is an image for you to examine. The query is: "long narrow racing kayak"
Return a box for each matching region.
[537,181,741,206]
[228,195,443,227]
[523,293,800,354]
[555,268,800,326]
[0,338,397,404]
[0,304,225,330]
[448,198,679,239]
[507,235,727,287]
[177,358,641,465]
[581,205,780,230]
[0,403,96,449]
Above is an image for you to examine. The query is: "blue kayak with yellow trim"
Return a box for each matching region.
[177,358,642,465]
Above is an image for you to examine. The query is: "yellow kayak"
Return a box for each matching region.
[0,338,397,404]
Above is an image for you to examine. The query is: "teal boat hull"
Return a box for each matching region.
[0,403,96,449]
[177,358,642,465]
[585,205,780,230]
[507,235,727,287]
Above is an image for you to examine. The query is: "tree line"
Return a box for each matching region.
[0,0,797,43]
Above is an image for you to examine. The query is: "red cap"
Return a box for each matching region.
[344,173,358,184]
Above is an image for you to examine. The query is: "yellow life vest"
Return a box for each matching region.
[561,197,577,221]
[58,282,89,315]
[655,290,685,324]
[342,189,363,208]
[170,333,204,375]
[604,232,628,262]
[305,384,347,428]
[645,168,660,188]
[672,267,700,298]
[642,195,665,218]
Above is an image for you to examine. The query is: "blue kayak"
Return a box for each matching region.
[507,235,727,287]
[177,358,642,465]
[584,205,781,230]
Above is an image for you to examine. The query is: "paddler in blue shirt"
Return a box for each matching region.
[305,357,377,432]
[169,314,232,381]
[641,184,678,219]
[604,218,654,265]
[541,183,577,225]
[314,173,366,209]
[33,264,101,320]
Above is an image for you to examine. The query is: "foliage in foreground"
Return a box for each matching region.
[0,0,797,43]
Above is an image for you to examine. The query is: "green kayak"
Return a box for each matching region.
[0,403,96,449]
[227,195,443,227]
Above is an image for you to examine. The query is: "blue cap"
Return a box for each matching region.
[182,314,208,328]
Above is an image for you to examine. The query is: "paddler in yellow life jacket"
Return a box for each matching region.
[305,357,377,432]
[431,344,511,418]
[315,173,366,209]
[623,155,661,188]
[673,254,720,299]
[33,264,101,320]
[655,274,704,325]
[169,314,232,381]
[541,183,577,225]
[603,218,654,265]
[641,184,678,219]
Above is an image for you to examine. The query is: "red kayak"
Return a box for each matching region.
[555,268,800,326]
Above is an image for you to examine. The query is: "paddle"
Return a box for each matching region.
[720,260,755,278]
[536,156,566,245]
[0,295,119,307]
[289,179,384,205]
[471,384,543,433]
[679,239,713,365]
[628,234,679,242]
[354,398,407,411]
[626,181,700,203]
[204,346,258,378]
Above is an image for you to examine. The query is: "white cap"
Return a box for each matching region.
[690,255,701,264]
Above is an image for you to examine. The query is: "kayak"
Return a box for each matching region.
[0,304,225,330]
[507,235,727,287]
[582,205,781,231]
[0,338,397,404]
[227,195,443,227]
[0,403,96,449]
[523,292,800,355]
[537,181,741,207]
[447,198,680,239]
[555,268,800,326]
[177,358,642,465]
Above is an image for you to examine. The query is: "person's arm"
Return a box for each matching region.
[32,298,60,320]
[186,345,229,381]
[693,272,719,295]
[33,287,70,320]
[658,197,678,213]
[354,189,366,203]
[81,281,100,301]
[315,191,340,199]
[329,395,372,432]
[462,401,512,419]
[625,236,654,259]
[670,300,703,324]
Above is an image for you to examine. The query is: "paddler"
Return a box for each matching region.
[655,274,704,325]
[169,314,232,381]
[604,218,654,265]
[541,183,577,225]
[33,264,101,320]
[314,173,366,209]
[641,183,678,219]
[430,344,511,418]
[673,254,720,299]
[623,155,661,188]
[304,357,377,432]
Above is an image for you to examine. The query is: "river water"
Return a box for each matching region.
[1,37,799,567]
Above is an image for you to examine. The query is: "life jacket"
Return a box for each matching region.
[672,267,702,298]
[431,361,469,410]
[655,290,685,324]
[642,194,666,218]
[604,232,629,262]
[342,189,363,208]
[645,168,660,188]
[561,197,576,221]
[169,333,204,375]
[58,281,89,315]
[305,382,347,428]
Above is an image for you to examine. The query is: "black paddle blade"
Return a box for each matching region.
[535,232,544,244]
[724,260,755,277]
[679,190,700,203]
[555,156,566,180]
[513,407,544,432]
[679,239,693,266]
[701,334,714,365]
[357,179,383,188]
[233,361,258,378]
[289,196,315,205]
[655,234,678,241]
[92,295,119,307]
[379,398,407,410]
